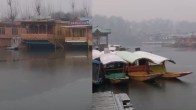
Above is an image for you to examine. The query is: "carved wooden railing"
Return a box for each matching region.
[64,37,87,42]
[21,34,54,40]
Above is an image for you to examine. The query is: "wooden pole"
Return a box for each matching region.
[46,24,48,34]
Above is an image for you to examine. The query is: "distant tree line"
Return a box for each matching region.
[93,15,196,46]
[0,0,91,22]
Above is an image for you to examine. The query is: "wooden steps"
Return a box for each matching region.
[93,91,134,110]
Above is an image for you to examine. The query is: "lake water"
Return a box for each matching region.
[94,45,196,110]
[0,48,92,110]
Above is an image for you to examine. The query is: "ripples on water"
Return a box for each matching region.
[0,48,92,110]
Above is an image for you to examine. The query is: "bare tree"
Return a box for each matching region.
[35,0,42,16]
[46,3,54,16]
[82,0,91,17]
[20,3,32,20]
[7,0,18,23]
[71,0,76,17]
[41,3,54,17]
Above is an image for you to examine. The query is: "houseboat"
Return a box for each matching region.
[20,18,92,49]
[0,22,20,47]
[20,19,66,49]
[61,24,92,49]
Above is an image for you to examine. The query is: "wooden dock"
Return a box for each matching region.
[92,91,134,110]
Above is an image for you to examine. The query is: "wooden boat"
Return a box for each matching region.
[92,60,104,85]
[7,46,19,50]
[126,65,162,81]
[116,51,163,81]
[100,53,129,84]
[133,51,192,78]
[149,63,192,78]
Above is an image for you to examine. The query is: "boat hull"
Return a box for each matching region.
[7,46,19,50]
[128,72,162,81]
[108,76,129,84]
[162,71,192,78]
[149,64,192,79]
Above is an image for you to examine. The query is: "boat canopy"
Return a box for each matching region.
[100,53,127,65]
[115,51,154,63]
[133,51,175,64]
[92,50,102,60]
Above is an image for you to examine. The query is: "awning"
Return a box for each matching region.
[115,51,154,63]
[133,51,175,64]
[100,53,127,65]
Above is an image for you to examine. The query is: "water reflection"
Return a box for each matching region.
[0,49,91,110]
[93,78,192,110]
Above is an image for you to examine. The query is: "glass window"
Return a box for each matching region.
[73,29,85,37]
[0,27,5,35]
[12,27,18,35]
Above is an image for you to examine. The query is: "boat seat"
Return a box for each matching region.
[126,65,147,72]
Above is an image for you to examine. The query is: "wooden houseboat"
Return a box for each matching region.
[0,22,21,47]
[20,20,66,49]
[20,19,92,49]
[60,24,92,49]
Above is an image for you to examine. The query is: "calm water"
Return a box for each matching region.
[94,45,196,110]
[0,48,91,110]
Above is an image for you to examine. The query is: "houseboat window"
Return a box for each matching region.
[57,29,62,35]
[65,30,70,37]
[47,25,53,34]
[80,30,84,37]
[0,27,5,35]
[39,24,46,34]
[12,27,18,35]
[73,29,85,37]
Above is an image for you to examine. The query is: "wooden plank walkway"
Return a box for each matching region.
[92,91,134,110]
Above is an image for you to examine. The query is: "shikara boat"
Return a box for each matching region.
[100,53,129,84]
[7,46,19,50]
[92,60,104,85]
[133,51,192,78]
[116,51,163,81]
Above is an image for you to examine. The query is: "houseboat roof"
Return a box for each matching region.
[115,51,154,64]
[93,26,111,34]
[20,19,68,24]
[0,21,20,27]
[133,51,175,64]
[100,53,127,65]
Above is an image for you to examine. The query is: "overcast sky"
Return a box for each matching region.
[0,0,91,17]
[93,0,196,22]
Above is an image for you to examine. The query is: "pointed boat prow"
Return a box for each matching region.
[162,71,192,78]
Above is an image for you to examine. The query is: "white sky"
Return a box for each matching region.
[93,0,196,22]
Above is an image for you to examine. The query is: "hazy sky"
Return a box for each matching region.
[93,0,196,22]
[0,0,91,17]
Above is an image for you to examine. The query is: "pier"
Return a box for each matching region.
[92,91,134,110]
